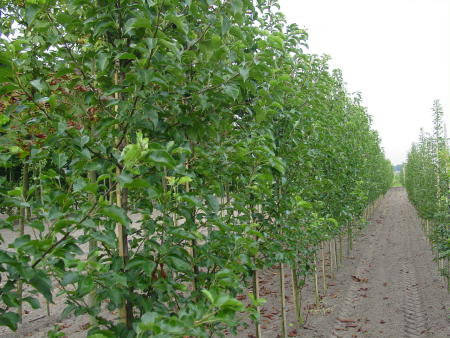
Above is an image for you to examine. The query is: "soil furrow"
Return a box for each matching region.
[307,188,449,338]
[401,262,428,337]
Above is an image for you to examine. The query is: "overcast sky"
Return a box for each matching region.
[278,0,450,165]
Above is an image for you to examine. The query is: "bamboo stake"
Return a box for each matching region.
[185,172,199,293]
[115,167,129,325]
[37,164,51,317]
[321,241,327,293]
[113,64,132,327]
[109,177,114,203]
[313,252,320,307]
[334,238,339,271]
[447,258,449,293]
[279,263,287,338]
[250,202,262,338]
[18,162,29,323]
[276,181,287,337]
[87,170,97,324]
[253,269,262,338]
[347,225,353,255]
[329,240,334,278]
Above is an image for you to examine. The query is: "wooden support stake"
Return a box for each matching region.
[87,170,97,324]
[253,269,262,338]
[279,263,287,338]
[334,238,339,271]
[314,252,320,307]
[113,65,132,327]
[329,240,334,278]
[18,162,29,323]
[321,241,327,293]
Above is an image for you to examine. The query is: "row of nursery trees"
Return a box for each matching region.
[0,0,393,336]
[404,100,450,291]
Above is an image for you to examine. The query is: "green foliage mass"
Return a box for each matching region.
[404,100,449,275]
[0,0,393,336]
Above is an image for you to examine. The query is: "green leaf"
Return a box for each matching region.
[29,273,53,302]
[25,5,40,24]
[125,16,152,35]
[0,312,20,331]
[97,174,110,182]
[230,0,243,14]
[267,35,284,51]
[148,150,175,168]
[223,85,239,101]
[178,195,201,207]
[62,271,79,285]
[201,289,214,303]
[97,53,109,72]
[0,114,10,126]
[255,109,266,123]
[23,296,40,309]
[124,178,151,189]
[145,37,157,51]
[12,235,31,249]
[268,157,285,174]
[80,135,90,147]
[167,13,188,35]
[148,110,158,129]
[139,312,158,331]
[7,187,22,196]
[0,52,13,82]
[30,79,46,92]
[166,255,191,272]
[219,297,243,311]
[239,67,249,82]
[122,144,141,168]
[117,52,136,60]
[8,146,23,154]
[206,195,220,212]
[100,206,130,226]
[178,176,192,185]
[82,183,98,194]
[52,152,68,169]
[125,257,146,270]
[61,304,76,319]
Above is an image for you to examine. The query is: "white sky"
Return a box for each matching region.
[278,0,450,165]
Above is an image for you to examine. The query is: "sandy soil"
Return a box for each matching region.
[1,188,449,337]
[225,187,450,337]
[305,187,450,338]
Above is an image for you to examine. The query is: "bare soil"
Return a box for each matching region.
[305,187,450,338]
[225,188,450,337]
[1,188,449,337]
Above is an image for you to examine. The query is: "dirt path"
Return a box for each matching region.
[306,187,450,338]
[1,188,449,337]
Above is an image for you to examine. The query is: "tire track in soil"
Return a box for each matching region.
[306,188,450,338]
[330,235,377,337]
[329,192,388,338]
[400,261,428,337]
